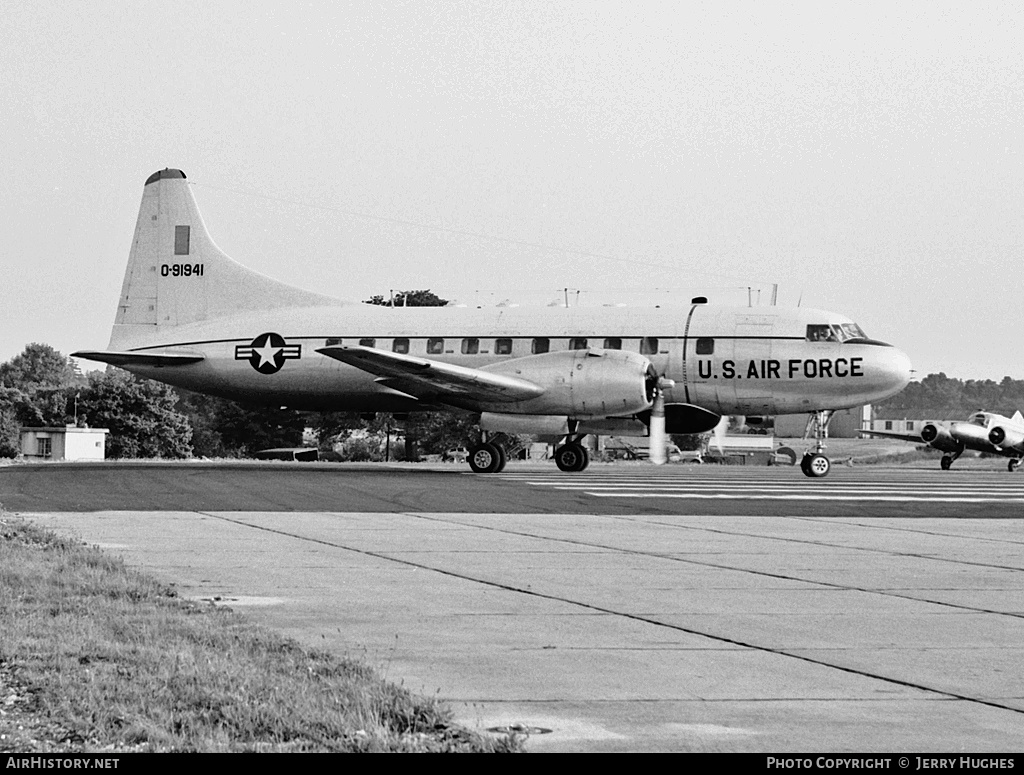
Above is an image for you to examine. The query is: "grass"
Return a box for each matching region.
[0,515,520,752]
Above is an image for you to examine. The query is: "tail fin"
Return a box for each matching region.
[110,169,341,349]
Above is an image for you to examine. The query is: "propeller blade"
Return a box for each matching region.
[712,415,728,456]
[649,393,667,465]
[649,377,675,466]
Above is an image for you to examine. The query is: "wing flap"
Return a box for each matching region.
[317,345,545,405]
[72,350,205,367]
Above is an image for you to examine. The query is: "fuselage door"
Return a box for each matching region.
[729,314,776,416]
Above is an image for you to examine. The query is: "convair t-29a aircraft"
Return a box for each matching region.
[74,169,913,477]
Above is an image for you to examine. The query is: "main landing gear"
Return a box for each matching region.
[553,421,590,472]
[468,432,532,473]
[554,440,590,472]
[800,409,832,478]
[1009,458,1022,473]
[468,437,507,474]
[940,447,964,470]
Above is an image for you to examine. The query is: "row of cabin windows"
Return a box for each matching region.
[325,337,663,355]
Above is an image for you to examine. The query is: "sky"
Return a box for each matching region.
[2,0,1022,381]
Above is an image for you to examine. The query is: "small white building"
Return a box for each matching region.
[20,426,109,461]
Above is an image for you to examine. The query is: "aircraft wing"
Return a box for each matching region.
[317,345,545,406]
[72,350,205,367]
[858,429,924,444]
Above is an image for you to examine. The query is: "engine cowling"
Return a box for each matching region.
[482,349,656,417]
[989,425,1024,453]
[920,423,960,452]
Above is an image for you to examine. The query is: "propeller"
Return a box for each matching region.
[712,415,729,456]
[649,376,675,465]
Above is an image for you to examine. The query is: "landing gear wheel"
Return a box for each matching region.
[555,443,589,472]
[468,443,502,473]
[802,453,831,478]
[493,443,508,473]
[940,455,953,471]
[1009,459,1021,473]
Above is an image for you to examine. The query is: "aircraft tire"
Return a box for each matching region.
[1009,459,1020,473]
[468,443,502,474]
[493,444,508,473]
[940,455,952,471]
[804,453,830,478]
[555,443,588,472]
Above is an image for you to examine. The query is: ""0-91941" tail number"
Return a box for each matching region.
[161,263,204,277]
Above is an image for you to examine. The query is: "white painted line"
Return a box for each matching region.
[581,492,1024,502]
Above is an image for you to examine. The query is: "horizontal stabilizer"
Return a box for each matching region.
[72,350,205,368]
[317,345,545,406]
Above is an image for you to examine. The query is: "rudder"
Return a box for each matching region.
[110,169,341,348]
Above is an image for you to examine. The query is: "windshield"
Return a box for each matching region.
[806,323,868,342]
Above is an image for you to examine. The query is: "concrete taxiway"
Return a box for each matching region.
[6,461,1024,751]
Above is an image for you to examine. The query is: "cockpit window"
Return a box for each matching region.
[837,323,867,341]
[807,323,868,342]
[806,325,838,342]
[969,413,989,427]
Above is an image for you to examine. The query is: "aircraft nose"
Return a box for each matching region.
[880,347,913,398]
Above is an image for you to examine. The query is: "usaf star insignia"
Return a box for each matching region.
[235,333,301,374]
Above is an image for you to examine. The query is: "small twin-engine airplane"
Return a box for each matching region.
[74,169,912,476]
[861,411,1024,471]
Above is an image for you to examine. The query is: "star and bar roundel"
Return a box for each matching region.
[235,333,302,374]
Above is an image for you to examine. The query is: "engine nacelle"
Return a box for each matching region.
[989,425,1024,453]
[920,423,961,452]
[482,349,656,417]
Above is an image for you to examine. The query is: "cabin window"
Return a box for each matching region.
[885,421,893,430]
[359,338,375,347]
[392,338,409,354]
[495,338,512,355]
[427,338,444,354]
[569,338,587,350]
[532,338,549,354]
[603,337,622,350]
[907,421,914,430]
[640,337,658,355]
[462,338,479,354]
[325,337,342,346]
[695,338,714,355]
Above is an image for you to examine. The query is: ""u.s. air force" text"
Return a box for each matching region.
[697,358,864,380]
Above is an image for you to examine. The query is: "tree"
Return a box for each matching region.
[175,390,306,457]
[0,344,83,454]
[364,290,449,307]
[77,368,192,458]
[0,343,76,389]
[874,372,1024,420]
[0,387,26,457]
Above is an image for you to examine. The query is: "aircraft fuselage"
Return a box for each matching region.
[112,302,910,416]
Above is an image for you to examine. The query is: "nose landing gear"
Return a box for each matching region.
[801,409,833,478]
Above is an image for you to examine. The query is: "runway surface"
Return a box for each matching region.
[6,461,1024,751]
